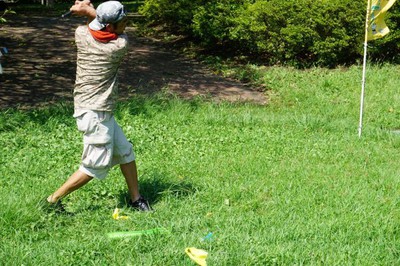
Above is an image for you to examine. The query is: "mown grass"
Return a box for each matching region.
[1,64,400,265]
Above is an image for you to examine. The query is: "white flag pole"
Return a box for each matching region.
[358,0,372,138]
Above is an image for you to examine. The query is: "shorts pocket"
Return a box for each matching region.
[81,143,113,169]
[76,111,98,135]
[77,111,112,145]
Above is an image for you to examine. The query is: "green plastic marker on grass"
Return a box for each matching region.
[107,228,169,239]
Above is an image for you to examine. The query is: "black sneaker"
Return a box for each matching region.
[39,198,66,214]
[128,196,152,211]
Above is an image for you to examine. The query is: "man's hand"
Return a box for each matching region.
[70,0,96,20]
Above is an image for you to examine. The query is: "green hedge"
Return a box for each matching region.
[140,0,400,67]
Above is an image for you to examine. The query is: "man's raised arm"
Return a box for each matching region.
[70,0,96,22]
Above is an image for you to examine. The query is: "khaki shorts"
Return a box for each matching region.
[75,110,135,179]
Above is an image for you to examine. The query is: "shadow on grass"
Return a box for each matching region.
[117,173,198,207]
[0,94,209,132]
[0,102,75,132]
[114,93,207,117]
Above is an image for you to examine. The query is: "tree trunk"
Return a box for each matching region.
[46,0,54,7]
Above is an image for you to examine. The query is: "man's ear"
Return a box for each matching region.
[105,24,115,32]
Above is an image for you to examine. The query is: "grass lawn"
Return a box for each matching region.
[1,65,400,265]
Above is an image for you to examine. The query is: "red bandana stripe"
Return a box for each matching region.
[88,27,118,43]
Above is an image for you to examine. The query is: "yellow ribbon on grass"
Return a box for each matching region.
[185,247,208,266]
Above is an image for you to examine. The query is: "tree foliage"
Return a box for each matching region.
[140,0,400,67]
[0,8,16,24]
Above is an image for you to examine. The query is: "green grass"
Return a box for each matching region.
[2,64,400,265]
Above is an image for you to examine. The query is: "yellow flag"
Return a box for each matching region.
[367,0,397,40]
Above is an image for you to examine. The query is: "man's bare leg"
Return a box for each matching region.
[120,161,140,202]
[47,170,93,203]
[120,160,151,211]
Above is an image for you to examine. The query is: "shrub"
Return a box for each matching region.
[140,0,399,67]
[139,0,203,34]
